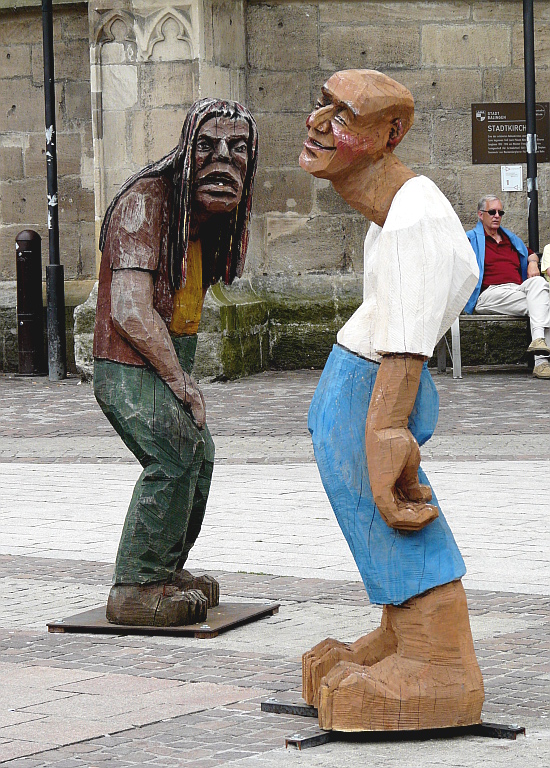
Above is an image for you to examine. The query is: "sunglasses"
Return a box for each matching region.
[484,208,505,216]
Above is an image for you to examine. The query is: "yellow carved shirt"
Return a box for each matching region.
[169,240,206,335]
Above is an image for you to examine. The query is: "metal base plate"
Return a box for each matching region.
[262,701,526,749]
[262,699,318,718]
[47,602,280,638]
[286,731,331,750]
[284,723,526,750]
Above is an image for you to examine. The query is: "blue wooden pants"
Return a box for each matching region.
[308,344,466,606]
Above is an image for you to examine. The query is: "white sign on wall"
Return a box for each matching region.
[500,165,523,192]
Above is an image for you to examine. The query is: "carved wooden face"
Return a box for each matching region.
[299,71,404,180]
[192,116,250,215]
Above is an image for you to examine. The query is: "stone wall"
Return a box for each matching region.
[2,0,550,373]
[244,0,550,285]
[5,0,549,289]
[0,1,95,281]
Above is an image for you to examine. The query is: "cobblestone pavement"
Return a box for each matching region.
[1,459,549,591]
[0,557,548,766]
[0,370,549,765]
[0,369,549,462]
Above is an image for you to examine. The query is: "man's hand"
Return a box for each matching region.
[171,373,206,429]
[365,355,439,532]
[527,261,540,279]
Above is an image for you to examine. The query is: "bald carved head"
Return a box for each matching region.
[300,69,414,180]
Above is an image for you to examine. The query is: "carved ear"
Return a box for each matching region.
[387,118,405,150]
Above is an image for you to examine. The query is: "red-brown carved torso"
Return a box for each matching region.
[93,176,174,366]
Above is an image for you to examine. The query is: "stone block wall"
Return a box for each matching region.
[3,0,550,290]
[244,0,550,285]
[3,0,550,374]
[0,2,95,282]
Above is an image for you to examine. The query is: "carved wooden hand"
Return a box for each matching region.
[111,269,206,428]
[365,355,438,531]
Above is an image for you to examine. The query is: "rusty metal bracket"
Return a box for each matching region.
[284,722,526,750]
[261,700,317,718]
[48,602,279,638]
[470,722,526,740]
[285,731,332,750]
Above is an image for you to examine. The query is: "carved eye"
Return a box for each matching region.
[231,140,248,154]
[196,138,211,151]
[334,110,349,126]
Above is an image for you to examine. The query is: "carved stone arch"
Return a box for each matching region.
[136,7,194,62]
[93,10,136,47]
[92,10,137,65]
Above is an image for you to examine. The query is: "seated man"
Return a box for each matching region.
[465,195,550,379]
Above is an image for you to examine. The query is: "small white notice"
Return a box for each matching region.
[501,165,523,192]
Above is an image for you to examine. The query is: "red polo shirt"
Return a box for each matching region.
[482,231,534,290]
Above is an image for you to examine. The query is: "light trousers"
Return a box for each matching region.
[475,276,550,360]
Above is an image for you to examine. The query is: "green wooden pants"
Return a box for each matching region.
[93,335,214,584]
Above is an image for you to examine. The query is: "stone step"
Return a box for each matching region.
[1,280,535,376]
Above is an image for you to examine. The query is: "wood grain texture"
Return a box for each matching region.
[106,584,207,627]
[308,581,484,731]
[300,70,484,730]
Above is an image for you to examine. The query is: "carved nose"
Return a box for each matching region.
[307,108,331,133]
[214,138,230,160]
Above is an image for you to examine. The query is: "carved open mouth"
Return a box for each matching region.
[198,171,239,191]
[304,137,335,153]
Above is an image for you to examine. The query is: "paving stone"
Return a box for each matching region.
[1,369,549,446]
[0,371,549,764]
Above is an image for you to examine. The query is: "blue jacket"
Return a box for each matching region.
[464,220,529,313]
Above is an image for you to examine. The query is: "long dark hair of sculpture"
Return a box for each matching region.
[99,98,258,291]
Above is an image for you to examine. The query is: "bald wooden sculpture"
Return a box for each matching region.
[300,70,484,731]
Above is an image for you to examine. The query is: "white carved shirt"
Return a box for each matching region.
[337,176,479,361]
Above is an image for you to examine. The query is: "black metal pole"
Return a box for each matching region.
[15,230,47,376]
[523,0,539,253]
[42,0,66,380]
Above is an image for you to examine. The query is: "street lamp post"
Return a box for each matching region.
[523,0,539,253]
[41,0,67,380]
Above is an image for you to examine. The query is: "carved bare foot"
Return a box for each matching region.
[317,582,484,731]
[173,569,220,608]
[302,639,354,706]
[318,654,484,731]
[302,606,397,707]
[106,584,207,627]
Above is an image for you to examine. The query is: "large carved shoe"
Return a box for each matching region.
[318,580,484,731]
[173,569,220,608]
[106,584,207,627]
